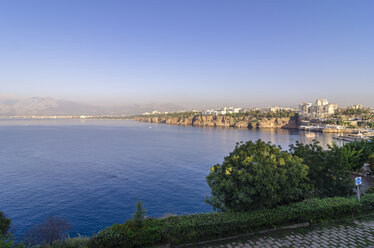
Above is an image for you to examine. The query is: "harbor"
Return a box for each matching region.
[299,125,374,142]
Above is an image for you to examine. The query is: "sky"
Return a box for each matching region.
[0,0,373,108]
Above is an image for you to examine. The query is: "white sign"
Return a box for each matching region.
[355,177,362,186]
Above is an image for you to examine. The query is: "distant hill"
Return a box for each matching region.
[0,97,183,116]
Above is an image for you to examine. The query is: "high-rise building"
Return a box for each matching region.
[298,99,338,118]
[298,103,312,116]
[315,99,329,106]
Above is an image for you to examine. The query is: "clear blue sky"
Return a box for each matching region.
[0,0,373,108]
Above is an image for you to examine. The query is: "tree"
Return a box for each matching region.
[0,212,25,248]
[339,142,364,171]
[289,141,353,198]
[0,211,11,235]
[24,215,72,246]
[133,200,146,227]
[0,234,25,248]
[206,140,309,211]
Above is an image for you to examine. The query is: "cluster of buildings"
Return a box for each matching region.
[298,99,339,118]
[142,99,371,119]
[201,106,296,116]
[202,107,243,115]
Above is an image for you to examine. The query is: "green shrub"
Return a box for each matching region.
[0,211,11,235]
[89,194,374,246]
[289,141,353,197]
[206,140,309,211]
[49,237,90,248]
[133,201,146,227]
[0,234,25,248]
[366,186,374,194]
[159,196,361,244]
[89,218,163,248]
[368,154,374,171]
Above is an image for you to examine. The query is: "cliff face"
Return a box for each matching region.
[134,115,299,129]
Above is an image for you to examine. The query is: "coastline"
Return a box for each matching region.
[133,115,299,129]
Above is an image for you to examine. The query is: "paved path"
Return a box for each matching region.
[200,218,374,248]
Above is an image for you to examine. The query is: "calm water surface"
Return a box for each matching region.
[0,119,340,238]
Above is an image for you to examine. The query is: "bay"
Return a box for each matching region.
[0,119,341,239]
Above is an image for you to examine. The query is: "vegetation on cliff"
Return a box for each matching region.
[134,111,300,129]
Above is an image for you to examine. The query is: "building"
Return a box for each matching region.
[202,107,243,115]
[351,104,363,110]
[315,99,329,106]
[299,103,312,116]
[298,99,338,118]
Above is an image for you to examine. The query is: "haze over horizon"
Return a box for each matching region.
[1,0,373,108]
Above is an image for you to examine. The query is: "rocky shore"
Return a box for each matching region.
[134,115,299,129]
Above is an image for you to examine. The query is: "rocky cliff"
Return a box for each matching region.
[134,115,299,129]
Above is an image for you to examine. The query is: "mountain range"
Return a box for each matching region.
[0,97,183,116]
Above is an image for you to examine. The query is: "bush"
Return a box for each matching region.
[159,196,363,245]
[368,154,374,171]
[89,194,374,246]
[0,211,11,235]
[89,218,163,248]
[24,215,72,246]
[289,141,353,197]
[133,201,146,227]
[206,140,309,211]
[49,237,90,248]
[0,234,25,248]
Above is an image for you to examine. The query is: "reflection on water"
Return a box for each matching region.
[0,119,341,239]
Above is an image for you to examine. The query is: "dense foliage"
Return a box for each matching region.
[339,108,371,116]
[206,140,309,211]
[89,194,374,247]
[24,215,72,246]
[132,201,146,227]
[369,154,374,171]
[0,212,25,248]
[289,141,353,197]
[89,218,163,248]
[341,138,374,170]
[0,211,11,235]
[225,110,297,119]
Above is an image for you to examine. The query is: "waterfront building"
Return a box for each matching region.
[298,99,338,118]
[299,103,312,116]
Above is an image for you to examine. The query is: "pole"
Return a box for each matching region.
[357,185,360,201]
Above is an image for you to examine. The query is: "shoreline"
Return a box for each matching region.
[133,115,300,130]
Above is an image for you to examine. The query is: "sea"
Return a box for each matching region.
[0,119,342,239]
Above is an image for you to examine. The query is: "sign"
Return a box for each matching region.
[355,177,362,186]
[356,177,362,201]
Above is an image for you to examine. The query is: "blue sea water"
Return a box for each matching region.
[0,119,339,239]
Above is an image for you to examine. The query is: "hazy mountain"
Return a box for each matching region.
[0,97,183,116]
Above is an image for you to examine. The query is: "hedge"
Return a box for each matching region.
[90,194,374,247]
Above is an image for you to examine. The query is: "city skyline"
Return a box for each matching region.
[1,1,374,108]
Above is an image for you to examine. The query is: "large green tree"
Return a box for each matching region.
[289,141,353,197]
[206,140,309,211]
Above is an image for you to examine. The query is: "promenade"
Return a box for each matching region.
[199,216,374,248]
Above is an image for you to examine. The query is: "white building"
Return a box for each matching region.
[202,107,243,115]
[299,103,312,116]
[315,99,329,106]
[298,99,338,118]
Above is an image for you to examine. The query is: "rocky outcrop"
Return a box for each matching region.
[134,115,299,129]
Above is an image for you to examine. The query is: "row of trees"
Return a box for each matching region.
[225,110,297,119]
[206,138,374,212]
